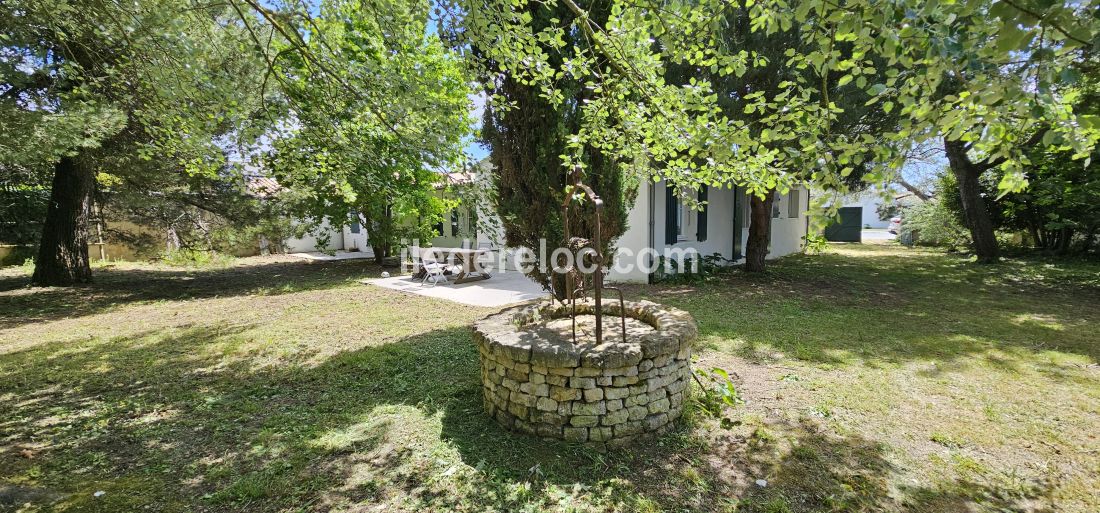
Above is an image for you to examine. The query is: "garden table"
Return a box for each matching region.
[414,247,491,284]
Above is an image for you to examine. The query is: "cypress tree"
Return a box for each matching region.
[476,1,635,296]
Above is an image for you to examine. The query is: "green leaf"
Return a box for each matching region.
[1079,115,1100,130]
[995,25,1033,53]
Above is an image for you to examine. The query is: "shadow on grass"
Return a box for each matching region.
[633,245,1100,368]
[0,258,380,330]
[0,321,1059,512]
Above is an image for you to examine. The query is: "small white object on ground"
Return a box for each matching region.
[381,271,390,278]
[755,479,768,488]
[94,491,106,497]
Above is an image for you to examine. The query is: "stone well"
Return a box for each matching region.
[473,300,697,444]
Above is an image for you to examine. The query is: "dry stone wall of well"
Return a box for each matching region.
[473,300,698,444]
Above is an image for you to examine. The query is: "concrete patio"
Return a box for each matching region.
[289,249,376,261]
[364,270,547,307]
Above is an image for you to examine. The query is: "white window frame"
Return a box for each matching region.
[676,198,688,241]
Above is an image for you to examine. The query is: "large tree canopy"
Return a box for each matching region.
[256,0,473,263]
[662,5,903,271]
[445,0,1099,265]
[2,0,272,284]
[6,0,1099,285]
[2,0,474,283]
[458,0,636,295]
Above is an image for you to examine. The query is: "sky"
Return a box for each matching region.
[465,91,489,162]
[465,139,489,162]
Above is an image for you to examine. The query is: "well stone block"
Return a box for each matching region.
[474,300,696,444]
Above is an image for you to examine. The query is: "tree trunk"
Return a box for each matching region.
[32,155,96,286]
[943,138,1000,263]
[895,177,930,201]
[166,226,180,252]
[1028,225,1042,249]
[368,221,386,265]
[1054,228,1074,255]
[744,189,775,273]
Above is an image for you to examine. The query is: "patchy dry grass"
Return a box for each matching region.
[1,245,1097,512]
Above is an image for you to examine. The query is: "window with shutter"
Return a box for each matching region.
[788,189,800,218]
[350,211,361,234]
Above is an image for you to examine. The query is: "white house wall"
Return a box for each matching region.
[608,180,654,283]
[284,218,344,253]
[475,203,506,248]
[654,181,737,258]
[840,193,890,228]
[430,206,471,248]
[428,171,504,250]
[284,217,372,254]
[609,180,738,283]
[429,205,502,250]
[768,214,807,257]
[341,214,370,252]
[767,187,810,258]
[609,180,809,283]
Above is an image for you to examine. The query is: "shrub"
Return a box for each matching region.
[899,199,971,251]
[651,252,731,283]
[803,233,829,254]
[0,187,48,245]
[876,202,900,222]
[160,249,235,268]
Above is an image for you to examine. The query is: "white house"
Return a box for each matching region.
[283,218,373,254]
[419,164,810,283]
[281,169,502,255]
[608,179,809,282]
[833,187,925,229]
[426,170,504,250]
[280,161,811,283]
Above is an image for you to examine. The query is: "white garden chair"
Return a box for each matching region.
[419,248,452,286]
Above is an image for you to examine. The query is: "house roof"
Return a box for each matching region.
[441,172,476,186]
[244,175,283,198]
[432,160,490,189]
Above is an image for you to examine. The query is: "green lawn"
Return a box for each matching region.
[1,245,1097,512]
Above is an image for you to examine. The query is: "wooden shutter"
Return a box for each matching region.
[350,211,361,234]
[696,186,708,241]
[665,184,678,245]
